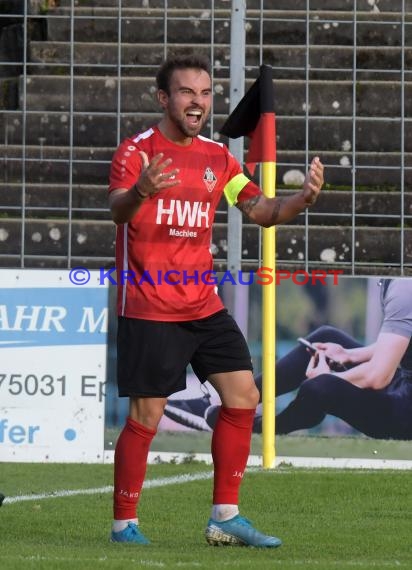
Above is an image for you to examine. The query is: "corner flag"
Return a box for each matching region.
[221,64,277,469]
[220,64,276,175]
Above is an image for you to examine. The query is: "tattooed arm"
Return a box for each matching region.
[236,157,324,227]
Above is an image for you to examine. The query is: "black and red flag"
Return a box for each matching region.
[220,64,276,176]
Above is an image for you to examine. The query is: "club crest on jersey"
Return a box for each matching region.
[203,167,217,192]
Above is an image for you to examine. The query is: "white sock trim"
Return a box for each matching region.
[211,504,239,522]
[112,518,138,532]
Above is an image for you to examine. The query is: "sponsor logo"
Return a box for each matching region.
[156,199,210,228]
[203,166,217,192]
[119,490,139,498]
[232,471,244,478]
[169,228,197,238]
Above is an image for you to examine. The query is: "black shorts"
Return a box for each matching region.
[116,309,253,397]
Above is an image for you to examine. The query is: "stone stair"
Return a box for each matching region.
[27,41,412,80]
[0,0,411,273]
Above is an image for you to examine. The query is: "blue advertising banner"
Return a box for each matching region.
[0,270,108,462]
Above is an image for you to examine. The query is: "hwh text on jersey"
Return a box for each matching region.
[156,199,210,228]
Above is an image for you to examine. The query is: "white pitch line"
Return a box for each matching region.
[2,470,213,506]
[124,451,412,470]
[4,454,412,507]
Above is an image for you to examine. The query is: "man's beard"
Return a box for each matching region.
[173,114,206,138]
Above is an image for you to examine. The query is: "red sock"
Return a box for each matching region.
[211,406,255,505]
[113,416,156,520]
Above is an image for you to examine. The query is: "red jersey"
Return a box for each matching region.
[109,126,261,321]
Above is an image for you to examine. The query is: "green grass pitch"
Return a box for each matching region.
[1,461,411,569]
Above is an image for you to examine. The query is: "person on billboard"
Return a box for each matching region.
[270,278,412,439]
[166,279,412,440]
[108,53,324,547]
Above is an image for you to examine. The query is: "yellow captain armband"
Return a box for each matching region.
[223,173,251,206]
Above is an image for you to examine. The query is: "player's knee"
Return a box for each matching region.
[235,381,260,409]
[298,378,316,399]
[248,383,260,408]
[129,397,166,430]
[298,375,332,401]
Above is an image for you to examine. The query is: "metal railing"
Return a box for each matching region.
[0,0,410,274]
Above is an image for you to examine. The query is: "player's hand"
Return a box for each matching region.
[135,151,181,198]
[302,156,324,206]
[314,342,349,367]
[306,349,330,379]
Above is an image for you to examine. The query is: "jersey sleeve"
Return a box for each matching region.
[223,150,262,206]
[108,139,143,193]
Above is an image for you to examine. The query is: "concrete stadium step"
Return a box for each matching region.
[4,110,411,157]
[18,75,412,118]
[269,225,412,269]
[3,142,412,188]
[2,143,411,188]
[45,7,232,44]
[1,183,410,228]
[46,0,239,8]
[280,189,412,227]
[0,77,19,109]
[51,0,412,12]
[0,183,109,218]
[0,217,410,271]
[0,217,116,260]
[28,42,412,80]
[44,7,412,46]
[0,181,225,223]
[2,144,111,184]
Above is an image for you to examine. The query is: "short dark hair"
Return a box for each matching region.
[156,54,211,95]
